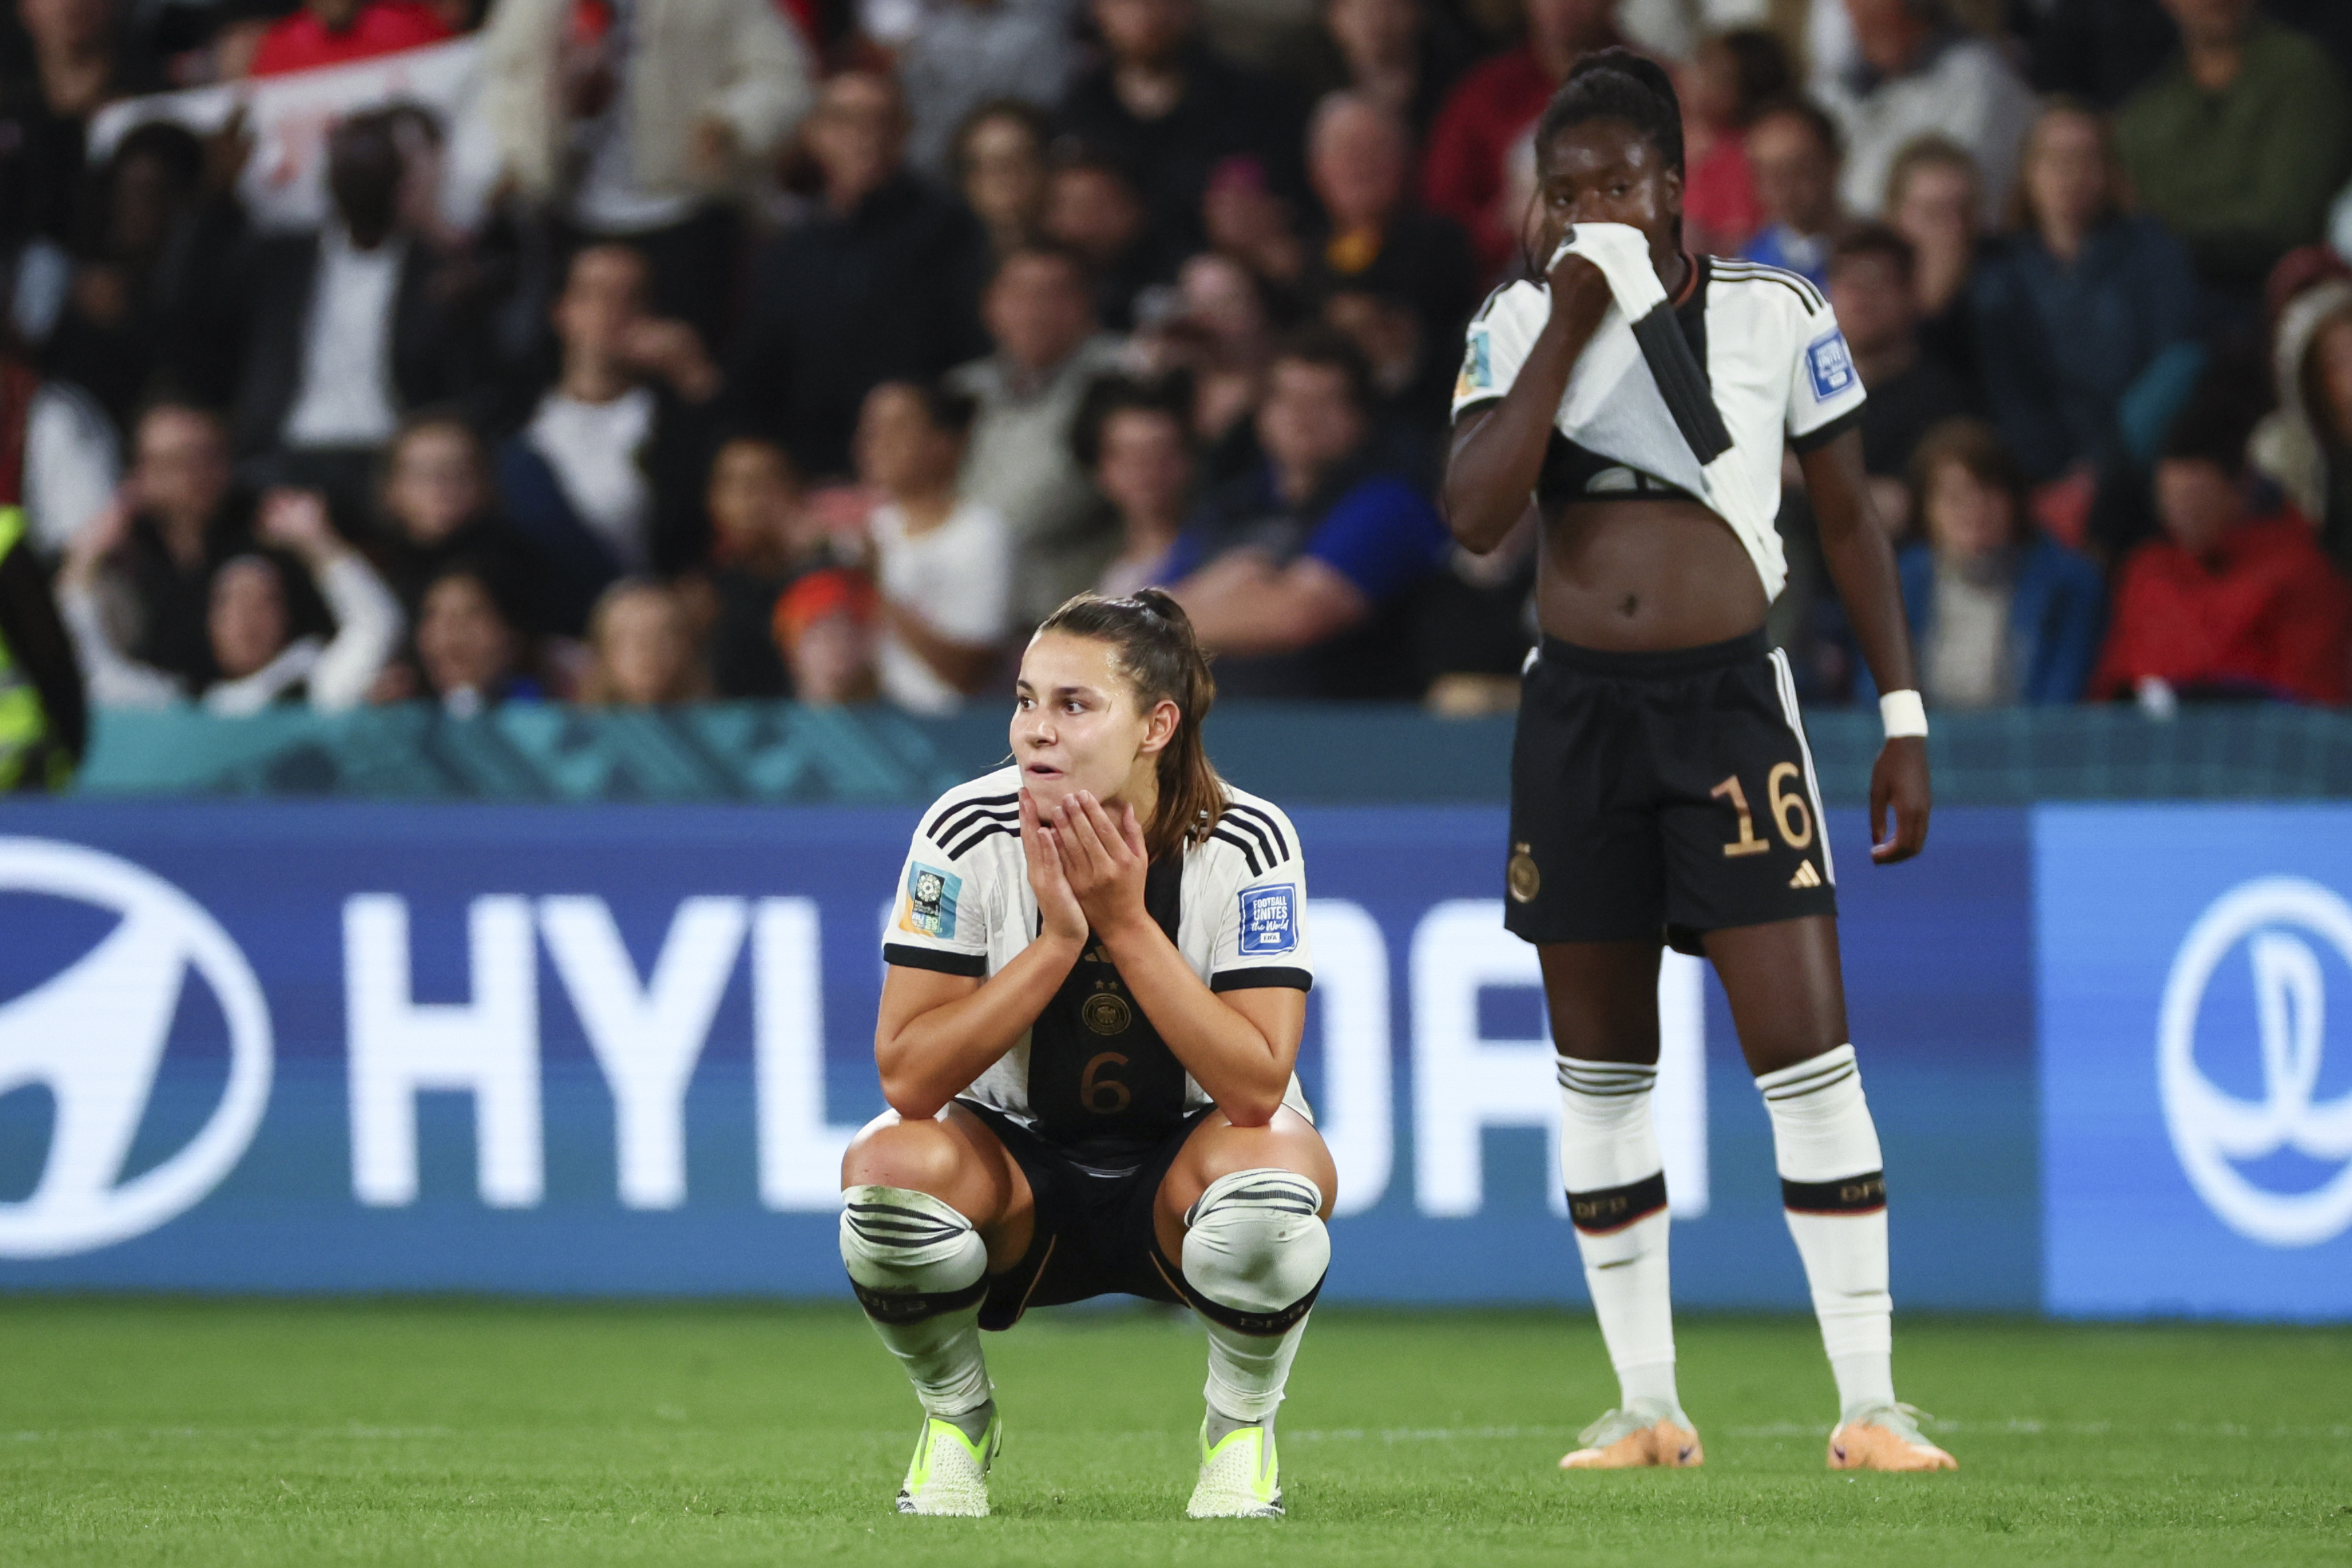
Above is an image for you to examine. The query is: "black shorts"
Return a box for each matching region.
[958,1099,1214,1332]
[1506,629,1836,954]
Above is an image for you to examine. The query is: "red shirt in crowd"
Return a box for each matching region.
[250,0,453,77]
[1682,134,1764,257]
[2091,509,2352,705]
[1419,47,1556,279]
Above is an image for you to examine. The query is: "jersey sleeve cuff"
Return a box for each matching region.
[883,942,988,977]
[1211,966,1313,993]
[1789,404,1864,453]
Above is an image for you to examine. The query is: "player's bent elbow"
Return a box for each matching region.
[1216,1088,1286,1129]
[877,1064,949,1123]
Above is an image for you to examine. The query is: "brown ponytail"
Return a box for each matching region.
[1035,588,1225,862]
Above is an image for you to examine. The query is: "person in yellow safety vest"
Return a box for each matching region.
[0,506,87,790]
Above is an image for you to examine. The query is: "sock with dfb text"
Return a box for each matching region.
[1558,1058,1681,1414]
[1757,1045,1895,1420]
[839,1185,994,1442]
[1176,1169,1329,1442]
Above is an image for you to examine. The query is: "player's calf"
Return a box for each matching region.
[1171,1167,1329,1519]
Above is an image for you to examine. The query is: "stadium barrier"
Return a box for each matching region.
[1,778,2345,1319]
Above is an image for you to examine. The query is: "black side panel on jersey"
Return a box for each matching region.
[1027,855,1191,1165]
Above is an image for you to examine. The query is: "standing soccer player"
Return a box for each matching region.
[1442,51,1955,1473]
[839,590,1333,1518]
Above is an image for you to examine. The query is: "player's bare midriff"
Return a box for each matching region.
[1535,493,1769,652]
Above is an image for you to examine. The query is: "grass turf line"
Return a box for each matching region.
[0,1300,2345,1567]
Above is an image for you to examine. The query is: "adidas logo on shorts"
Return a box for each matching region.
[1788,861,1822,889]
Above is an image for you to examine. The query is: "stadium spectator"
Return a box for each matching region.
[953,100,1053,263]
[1677,28,1792,258]
[1895,418,2105,707]
[1073,374,1195,597]
[63,402,253,689]
[2028,0,2179,108]
[1055,0,1309,262]
[1,337,118,559]
[1827,225,1976,537]
[732,71,990,481]
[1167,326,1447,697]
[685,433,812,699]
[1970,101,2201,497]
[1297,0,1477,142]
[2116,0,2352,300]
[772,566,881,704]
[2091,390,2352,705]
[1302,93,1478,350]
[370,414,525,621]
[1324,285,1447,435]
[405,567,542,715]
[498,243,720,635]
[1820,0,2033,225]
[1131,251,1275,481]
[947,245,1129,625]
[575,578,709,705]
[897,0,1077,179]
[2251,273,2352,572]
[227,111,483,518]
[1043,147,1162,329]
[62,485,404,711]
[247,0,451,77]
[857,380,1012,713]
[1741,96,1844,289]
[477,0,813,342]
[1419,0,1620,277]
[1884,136,1984,386]
[0,0,160,253]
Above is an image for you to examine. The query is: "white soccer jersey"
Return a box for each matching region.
[881,766,1315,1149]
[1451,255,1868,598]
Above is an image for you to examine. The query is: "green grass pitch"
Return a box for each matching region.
[2,1300,2347,1566]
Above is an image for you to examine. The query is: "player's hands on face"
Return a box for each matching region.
[1051,791,1150,937]
[1868,736,1930,864]
[1544,245,1613,325]
[1021,788,1087,944]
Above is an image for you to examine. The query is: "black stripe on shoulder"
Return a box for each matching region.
[925,790,1019,841]
[1790,403,1864,453]
[935,801,1019,847]
[1218,809,1277,867]
[1222,800,1292,863]
[1211,966,1313,994]
[1469,283,1515,325]
[1711,261,1825,313]
[945,820,1017,859]
[1210,827,1264,877]
[883,942,988,977]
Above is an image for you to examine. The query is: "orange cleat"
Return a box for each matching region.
[1827,1404,1958,1472]
[1560,1404,1705,1470]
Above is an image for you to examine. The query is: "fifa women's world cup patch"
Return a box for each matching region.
[899,863,962,939]
[1239,884,1298,956]
[1456,329,1493,403]
[1805,329,1856,403]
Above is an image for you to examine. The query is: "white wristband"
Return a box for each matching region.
[1880,689,1928,740]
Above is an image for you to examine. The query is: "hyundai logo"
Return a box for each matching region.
[0,838,272,1257]
[2158,876,2352,1248]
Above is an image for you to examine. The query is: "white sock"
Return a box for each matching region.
[1558,1058,1679,1414]
[1756,1046,1896,1419]
[1178,1168,1329,1430]
[839,1185,993,1426]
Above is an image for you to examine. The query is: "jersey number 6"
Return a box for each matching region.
[1713,764,1814,857]
[1081,1052,1132,1115]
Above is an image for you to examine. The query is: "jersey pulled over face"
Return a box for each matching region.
[1452,256,1867,598]
[884,766,1317,1167]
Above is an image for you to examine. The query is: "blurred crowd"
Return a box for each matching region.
[2,0,2351,786]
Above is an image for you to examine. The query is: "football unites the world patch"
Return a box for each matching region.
[899,862,962,940]
[1805,328,1856,402]
[1238,883,1299,956]
[1455,328,1492,401]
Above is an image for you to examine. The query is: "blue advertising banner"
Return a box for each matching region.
[2036,806,2352,1321]
[0,801,2034,1308]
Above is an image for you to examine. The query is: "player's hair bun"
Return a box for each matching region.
[1537,45,1687,179]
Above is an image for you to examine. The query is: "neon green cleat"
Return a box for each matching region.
[1186,1419,1284,1519]
[895,1409,1002,1517]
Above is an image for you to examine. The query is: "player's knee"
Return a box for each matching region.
[841,1114,966,1198]
[839,1184,988,1317]
[1180,1169,1329,1327]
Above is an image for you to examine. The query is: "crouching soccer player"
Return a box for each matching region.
[839,590,1333,1519]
